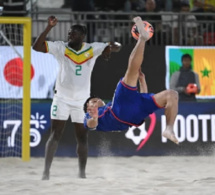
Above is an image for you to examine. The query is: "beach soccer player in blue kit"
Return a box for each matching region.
[84,16,179,144]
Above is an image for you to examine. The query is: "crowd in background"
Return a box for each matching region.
[67,0,215,13]
[0,0,215,46]
[1,0,215,15]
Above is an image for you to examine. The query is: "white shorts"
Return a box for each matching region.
[50,96,85,123]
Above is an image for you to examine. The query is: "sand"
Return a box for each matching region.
[0,156,215,195]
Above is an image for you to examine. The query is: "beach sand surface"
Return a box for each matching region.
[0,156,215,195]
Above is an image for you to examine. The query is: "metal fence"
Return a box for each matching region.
[31,11,215,46]
[1,9,215,46]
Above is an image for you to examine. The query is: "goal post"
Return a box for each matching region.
[0,17,31,161]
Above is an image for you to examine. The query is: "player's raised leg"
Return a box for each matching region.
[123,16,149,87]
[42,120,66,180]
[153,90,179,144]
[74,123,88,178]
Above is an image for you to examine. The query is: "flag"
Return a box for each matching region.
[0,46,59,99]
[165,46,215,99]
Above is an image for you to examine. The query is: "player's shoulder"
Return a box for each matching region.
[47,40,66,47]
[58,41,67,46]
[86,42,109,48]
[82,42,92,48]
[47,40,65,44]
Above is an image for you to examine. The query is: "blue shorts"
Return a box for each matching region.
[111,79,161,126]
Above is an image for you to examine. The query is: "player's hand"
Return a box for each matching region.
[48,16,58,27]
[101,42,121,60]
[87,102,98,119]
[109,42,122,52]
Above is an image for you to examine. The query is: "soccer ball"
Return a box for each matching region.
[131,21,154,41]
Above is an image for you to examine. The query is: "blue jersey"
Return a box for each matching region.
[84,79,162,132]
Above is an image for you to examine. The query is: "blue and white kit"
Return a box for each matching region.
[84,79,162,131]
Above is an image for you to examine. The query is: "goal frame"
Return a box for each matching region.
[0,17,31,161]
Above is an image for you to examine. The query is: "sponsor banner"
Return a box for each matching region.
[165,46,215,99]
[0,46,59,98]
[0,101,214,156]
[0,101,51,156]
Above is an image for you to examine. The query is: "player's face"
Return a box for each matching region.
[145,0,156,11]
[68,29,85,43]
[89,98,105,108]
[182,58,191,69]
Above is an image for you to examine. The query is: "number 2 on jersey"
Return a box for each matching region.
[52,105,57,117]
[75,65,82,76]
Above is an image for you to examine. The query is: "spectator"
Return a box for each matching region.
[191,0,215,12]
[61,0,71,8]
[190,0,215,42]
[164,0,173,11]
[142,0,160,12]
[130,0,145,11]
[70,0,96,42]
[140,0,163,44]
[0,1,3,15]
[173,1,203,45]
[2,0,27,16]
[71,0,95,12]
[94,0,125,11]
[170,54,201,101]
[123,0,146,12]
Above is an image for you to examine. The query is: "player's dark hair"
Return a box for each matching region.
[71,24,87,35]
[181,54,192,61]
[83,95,100,113]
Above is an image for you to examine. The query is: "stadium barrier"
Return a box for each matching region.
[29,11,215,46]
[26,101,215,157]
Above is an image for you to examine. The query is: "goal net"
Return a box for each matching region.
[0,17,31,161]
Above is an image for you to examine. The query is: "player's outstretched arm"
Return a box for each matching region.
[139,69,148,93]
[86,102,99,129]
[33,16,58,53]
[101,42,121,60]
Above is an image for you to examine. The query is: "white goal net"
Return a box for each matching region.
[0,23,24,157]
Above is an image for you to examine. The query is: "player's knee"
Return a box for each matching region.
[166,89,178,102]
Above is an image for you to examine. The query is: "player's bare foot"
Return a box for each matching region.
[79,171,86,179]
[133,16,149,41]
[133,16,142,24]
[42,172,49,180]
[162,130,179,145]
